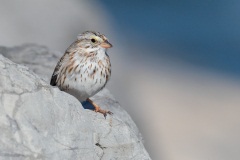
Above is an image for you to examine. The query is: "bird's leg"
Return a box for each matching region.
[87,98,113,118]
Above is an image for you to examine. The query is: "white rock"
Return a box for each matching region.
[0,46,151,159]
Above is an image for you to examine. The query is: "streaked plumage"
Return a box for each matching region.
[50,31,113,117]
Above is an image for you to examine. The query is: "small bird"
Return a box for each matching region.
[50,31,113,117]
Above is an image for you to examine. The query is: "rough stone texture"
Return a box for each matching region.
[0,45,151,160]
[0,44,61,82]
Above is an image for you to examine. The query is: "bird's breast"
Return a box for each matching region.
[62,52,111,100]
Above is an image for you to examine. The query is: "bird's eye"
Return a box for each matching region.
[91,38,96,43]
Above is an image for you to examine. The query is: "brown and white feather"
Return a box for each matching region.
[50,31,112,102]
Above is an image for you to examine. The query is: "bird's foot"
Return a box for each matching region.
[87,98,113,118]
[94,105,113,118]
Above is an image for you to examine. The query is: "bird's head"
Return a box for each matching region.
[77,31,112,50]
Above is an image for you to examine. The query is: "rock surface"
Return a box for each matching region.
[0,45,151,160]
[0,44,61,82]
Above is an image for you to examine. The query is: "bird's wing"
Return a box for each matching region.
[50,40,82,86]
[50,55,66,86]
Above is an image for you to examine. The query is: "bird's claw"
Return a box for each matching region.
[103,110,113,119]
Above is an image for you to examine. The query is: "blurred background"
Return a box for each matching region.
[1,0,240,159]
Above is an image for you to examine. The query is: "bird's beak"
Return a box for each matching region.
[100,40,112,48]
